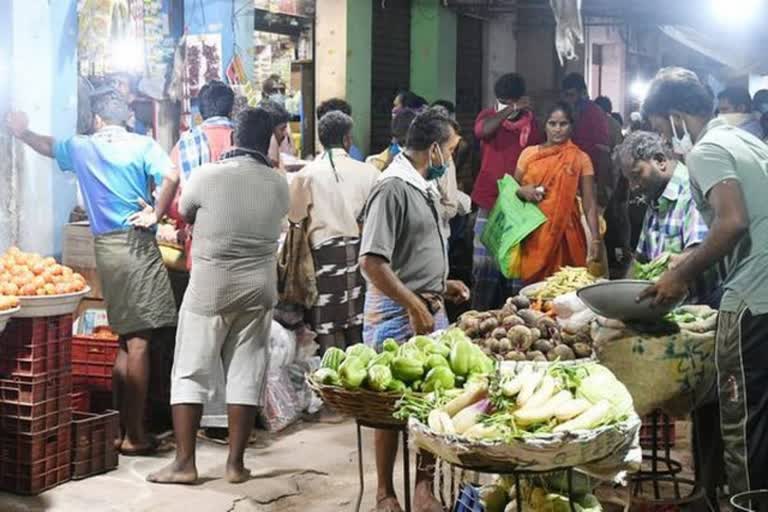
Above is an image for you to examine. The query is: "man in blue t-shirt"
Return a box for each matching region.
[6,89,180,456]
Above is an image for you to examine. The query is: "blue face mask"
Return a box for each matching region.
[426,144,448,181]
[389,142,402,156]
[269,93,286,107]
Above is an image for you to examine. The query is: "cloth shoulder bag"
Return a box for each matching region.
[277,219,318,309]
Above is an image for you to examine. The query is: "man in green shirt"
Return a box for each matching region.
[641,67,768,494]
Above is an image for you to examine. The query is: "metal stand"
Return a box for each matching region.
[631,411,712,511]
[354,419,411,512]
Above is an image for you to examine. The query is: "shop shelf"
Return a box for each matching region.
[71,410,119,480]
[0,424,71,464]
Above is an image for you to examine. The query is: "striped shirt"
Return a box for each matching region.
[179,155,289,315]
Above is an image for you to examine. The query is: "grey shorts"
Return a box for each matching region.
[170,306,272,407]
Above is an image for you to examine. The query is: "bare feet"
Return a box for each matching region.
[120,437,157,456]
[373,495,403,512]
[413,482,444,512]
[225,462,252,484]
[147,459,198,485]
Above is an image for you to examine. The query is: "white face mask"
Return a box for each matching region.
[669,115,694,156]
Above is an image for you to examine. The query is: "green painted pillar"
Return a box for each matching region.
[346,0,373,154]
[410,0,457,103]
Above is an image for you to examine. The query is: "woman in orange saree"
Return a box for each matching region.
[515,102,601,283]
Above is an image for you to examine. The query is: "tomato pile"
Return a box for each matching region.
[0,247,87,297]
[0,295,19,312]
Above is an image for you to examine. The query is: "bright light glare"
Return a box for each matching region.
[111,39,144,72]
[630,80,649,101]
[712,0,761,23]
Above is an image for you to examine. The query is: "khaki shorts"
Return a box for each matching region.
[170,306,272,406]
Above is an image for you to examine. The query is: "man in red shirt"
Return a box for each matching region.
[471,73,542,310]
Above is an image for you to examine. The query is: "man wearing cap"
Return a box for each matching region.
[6,89,180,456]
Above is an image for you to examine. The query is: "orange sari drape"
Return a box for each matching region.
[520,141,588,283]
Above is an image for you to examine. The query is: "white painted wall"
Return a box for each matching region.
[482,14,518,107]
[315,0,348,104]
[585,24,627,117]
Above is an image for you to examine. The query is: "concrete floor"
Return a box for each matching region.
[0,418,407,512]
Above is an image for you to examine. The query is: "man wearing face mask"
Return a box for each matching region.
[360,108,470,512]
[261,77,297,165]
[640,67,768,494]
[716,87,764,140]
[472,73,542,310]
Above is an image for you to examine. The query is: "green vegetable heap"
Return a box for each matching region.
[311,329,496,393]
[633,252,672,281]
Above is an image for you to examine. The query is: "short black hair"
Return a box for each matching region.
[431,100,455,115]
[318,111,353,148]
[234,107,274,155]
[91,89,130,125]
[594,95,613,114]
[642,67,714,118]
[259,99,291,126]
[562,73,587,92]
[316,98,352,120]
[717,86,752,112]
[198,80,235,119]
[545,101,575,125]
[406,107,458,151]
[396,90,428,110]
[494,73,526,100]
[613,130,673,172]
[262,74,285,95]
[391,109,417,146]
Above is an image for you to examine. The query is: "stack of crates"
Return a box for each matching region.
[0,316,73,494]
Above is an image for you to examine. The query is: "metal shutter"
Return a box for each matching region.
[370,0,412,155]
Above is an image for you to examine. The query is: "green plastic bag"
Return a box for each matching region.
[480,175,547,278]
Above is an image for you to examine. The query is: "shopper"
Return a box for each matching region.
[6,89,179,456]
[289,111,379,352]
[641,66,768,494]
[367,109,417,171]
[148,107,289,485]
[614,131,720,306]
[260,98,297,167]
[717,86,764,139]
[360,108,470,512]
[515,102,601,283]
[316,98,365,161]
[472,73,542,310]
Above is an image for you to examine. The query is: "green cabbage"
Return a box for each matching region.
[368,351,394,369]
[313,368,340,386]
[346,344,376,366]
[425,354,449,370]
[576,365,635,419]
[391,356,425,383]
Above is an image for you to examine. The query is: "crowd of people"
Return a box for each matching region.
[4,64,768,510]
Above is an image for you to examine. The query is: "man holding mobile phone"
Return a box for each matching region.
[471,73,543,310]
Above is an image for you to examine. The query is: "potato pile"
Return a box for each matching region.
[0,296,19,312]
[0,247,87,297]
[457,296,593,362]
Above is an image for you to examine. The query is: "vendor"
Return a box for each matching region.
[613,131,721,308]
[5,89,179,456]
[359,108,470,512]
[641,66,768,494]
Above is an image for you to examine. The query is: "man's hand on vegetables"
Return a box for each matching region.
[408,301,435,335]
[637,269,688,306]
[445,280,470,304]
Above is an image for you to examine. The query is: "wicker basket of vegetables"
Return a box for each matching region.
[309,329,496,427]
[402,363,641,473]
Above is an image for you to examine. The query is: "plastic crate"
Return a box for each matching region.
[72,333,119,393]
[0,316,73,351]
[71,390,90,413]
[0,456,71,495]
[0,371,72,404]
[0,407,72,435]
[454,484,484,512]
[0,424,71,464]
[0,395,69,419]
[71,410,119,480]
[0,340,72,378]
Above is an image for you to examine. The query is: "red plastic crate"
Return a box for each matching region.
[0,344,72,378]
[71,410,119,480]
[71,390,90,413]
[0,395,70,419]
[0,407,72,435]
[0,424,71,464]
[0,371,72,404]
[72,333,119,393]
[0,458,71,495]
[0,316,73,350]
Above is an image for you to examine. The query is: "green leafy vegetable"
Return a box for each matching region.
[345,344,376,366]
[423,366,456,392]
[634,252,672,281]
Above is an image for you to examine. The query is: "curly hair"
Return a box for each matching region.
[612,130,673,172]
[642,67,714,118]
[406,107,459,151]
[318,111,353,148]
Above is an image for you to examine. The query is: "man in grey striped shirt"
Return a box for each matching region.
[148,107,289,485]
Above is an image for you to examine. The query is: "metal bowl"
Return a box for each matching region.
[0,306,21,334]
[576,280,684,322]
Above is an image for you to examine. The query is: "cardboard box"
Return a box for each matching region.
[62,222,96,269]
